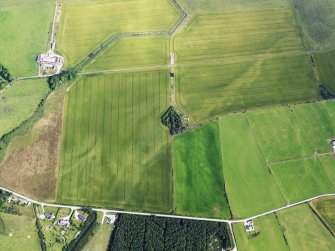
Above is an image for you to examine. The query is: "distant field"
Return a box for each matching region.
[176,55,317,122]
[174,8,304,62]
[0,6,53,77]
[219,114,285,218]
[310,196,335,235]
[233,214,289,251]
[57,71,172,211]
[176,0,291,14]
[84,36,168,72]
[278,204,335,250]
[295,0,335,50]
[271,158,334,203]
[173,122,230,218]
[0,79,49,138]
[314,50,335,92]
[57,0,179,66]
[0,212,41,251]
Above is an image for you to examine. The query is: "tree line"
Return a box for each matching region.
[108,214,233,251]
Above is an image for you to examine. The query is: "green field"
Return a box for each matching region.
[84,36,168,72]
[176,55,317,123]
[271,158,334,203]
[0,79,49,138]
[57,71,172,211]
[0,212,41,251]
[173,122,230,218]
[247,106,313,161]
[233,214,289,251]
[219,114,285,218]
[174,8,304,62]
[57,0,179,66]
[82,224,113,251]
[310,196,335,235]
[318,155,335,189]
[0,6,53,77]
[278,204,335,251]
[314,49,335,92]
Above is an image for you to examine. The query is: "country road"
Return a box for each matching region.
[1,186,334,224]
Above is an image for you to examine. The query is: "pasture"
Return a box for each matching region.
[173,122,230,218]
[314,49,335,92]
[57,0,179,66]
[310,196,335,235]
[219,114,285,218]
[57,71,172,211]
[84,36,168,72]
[174,8,304,63]
[0,79,49,138]
[233,214,289,251]
[278,204,335,250]
[0,212,40,251]
[318,155,335,189]
[271,158,334,203]
[0,6,53,77]
[176,55,317,122]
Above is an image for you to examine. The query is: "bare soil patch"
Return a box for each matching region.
[0,88,65,201]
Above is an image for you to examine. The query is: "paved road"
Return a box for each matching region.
[1,186,334,224]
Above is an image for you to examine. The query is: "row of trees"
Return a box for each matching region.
[161,106,186,135]
[0,64,13,91]
[48,69,77,90]
[109,214,233,251]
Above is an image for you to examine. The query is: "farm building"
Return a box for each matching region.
[244,220,255,232]
[331,140,335,155]
[36,52,64,75]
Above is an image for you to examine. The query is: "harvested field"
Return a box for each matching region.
[174,8,304,63]
[84,36,168,72]
[310,196,335,235]
[176,55,317,122]
[0,87,66,201]
[173,122,230,218]
[57,0,179,66]
[0,5,53,76]
[233,214,289,251]
[57,71,172,211]
[219,114,285,218]
[278,204,335,250]
[0,79,49,138]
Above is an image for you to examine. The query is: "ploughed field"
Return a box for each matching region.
[57,71,172,211]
